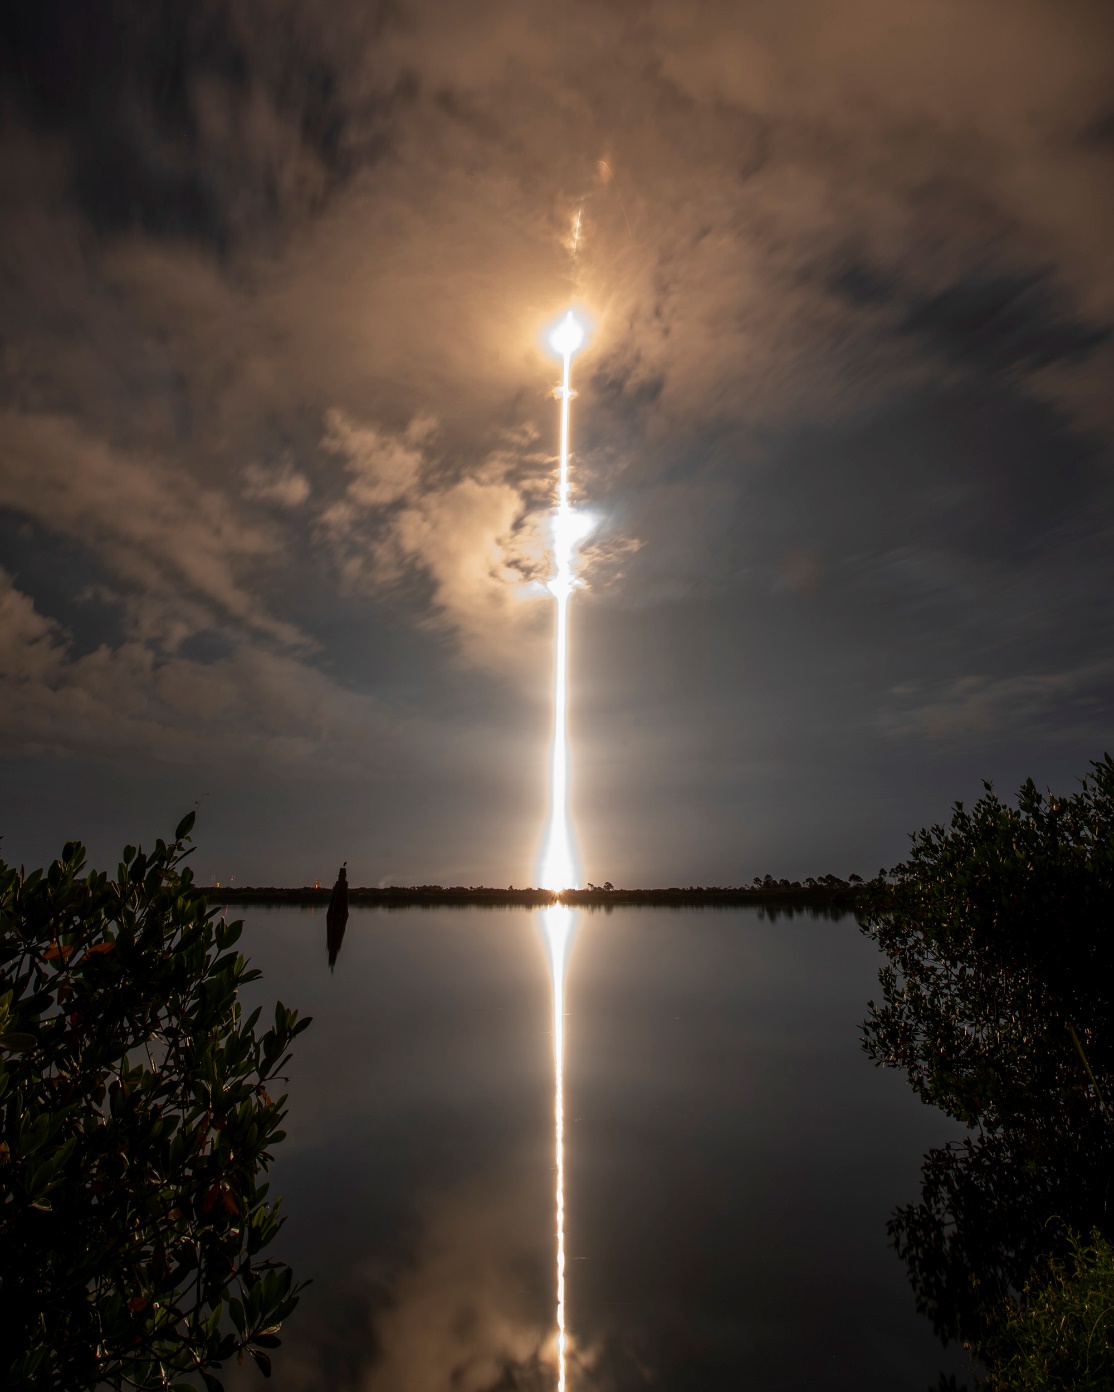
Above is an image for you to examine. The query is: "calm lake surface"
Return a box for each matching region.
[228,904,968,1392]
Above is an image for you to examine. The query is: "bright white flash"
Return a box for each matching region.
[549,310,585,358]
[540,311,587,894]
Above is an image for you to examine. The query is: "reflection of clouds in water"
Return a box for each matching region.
[349,1178,620,1392]
[246,1172,566,1392]
[362,1181,548,1392]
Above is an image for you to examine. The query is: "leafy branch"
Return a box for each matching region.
[0,813,311,1391]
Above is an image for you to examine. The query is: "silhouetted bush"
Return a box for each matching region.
[0,813,310,1391]
[861,755,1114,1375]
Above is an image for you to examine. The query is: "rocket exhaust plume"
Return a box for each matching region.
[539,308,587,1392]
[540,310,586,894]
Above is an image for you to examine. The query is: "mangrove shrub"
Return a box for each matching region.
[860,756,1114,1350]
[0,813,310,1391]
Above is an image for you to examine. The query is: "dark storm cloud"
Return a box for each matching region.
[2,0,1114,882]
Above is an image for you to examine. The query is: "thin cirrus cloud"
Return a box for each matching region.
[878,662,1114,744]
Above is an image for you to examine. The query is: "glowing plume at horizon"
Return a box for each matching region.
[540,310,586,894]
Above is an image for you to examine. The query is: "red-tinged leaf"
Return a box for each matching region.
[43,942,74,962]
[221,1188,239,1215]
[202,1184,222,1215]
[127,1296,149,1313]
[84,941,116,957]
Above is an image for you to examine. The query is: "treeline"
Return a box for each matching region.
[204,875,866,909]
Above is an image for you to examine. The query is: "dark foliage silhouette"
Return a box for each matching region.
[860,757,1114,1359]
[0,813,311,1390]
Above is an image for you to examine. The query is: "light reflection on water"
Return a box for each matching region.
[540,904,576,1391]
[227,904,968,1392]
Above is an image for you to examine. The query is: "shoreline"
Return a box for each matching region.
[202,883,866,911]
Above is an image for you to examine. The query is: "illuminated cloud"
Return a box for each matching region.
[242,460,312,508]
[317,410,557,664]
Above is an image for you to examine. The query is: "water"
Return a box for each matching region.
[227,904,968,1391]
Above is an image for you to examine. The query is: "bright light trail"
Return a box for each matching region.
[540,309,586,894]
[539,308,587,1392]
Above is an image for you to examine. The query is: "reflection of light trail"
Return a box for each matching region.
[541,903,574,1392]
[540,310,586,894]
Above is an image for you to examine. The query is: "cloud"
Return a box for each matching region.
[243,460,312,508]
[7,0,1112,470]
[358,1180,553,1392]
[1,0,1113,878]
[0,411,304,650]
[0,571,66,683]
[0,0,407,249]
[317,410,559,664]
[322,410,433,510]
[232,1172,562,1392]
[878,662,1114,742]
[0,568,390,769]
[6,0,1114,454]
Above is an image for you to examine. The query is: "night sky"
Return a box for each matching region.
[2,0,1113,888]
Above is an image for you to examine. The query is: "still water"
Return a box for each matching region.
[228,905,967,1392]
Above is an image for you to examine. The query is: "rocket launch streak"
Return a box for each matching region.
[541,310,585,894]
[539,308,587,1392]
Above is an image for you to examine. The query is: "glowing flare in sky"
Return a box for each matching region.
[540,310,586,893]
